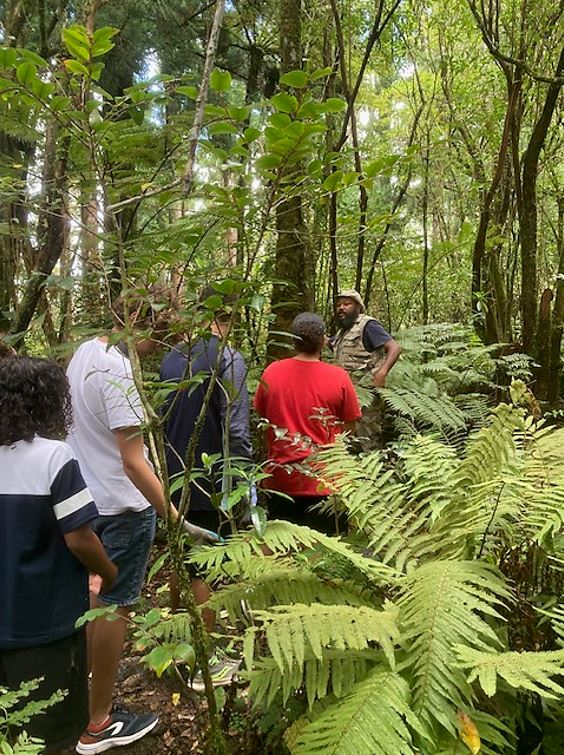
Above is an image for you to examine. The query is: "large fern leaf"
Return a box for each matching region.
[188,519,397,583]
[289,668,423,755]
[247,649,381,708]
[245,602,399,675]
[397,560,509,738]
[457,646,564,699]
[207,562,373,622]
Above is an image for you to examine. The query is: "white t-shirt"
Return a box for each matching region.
[66,337,151,515]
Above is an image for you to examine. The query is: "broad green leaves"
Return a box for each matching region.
[210,69,231,92]
[62,24,118,78]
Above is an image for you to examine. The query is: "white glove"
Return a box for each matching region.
[181,518,223,544]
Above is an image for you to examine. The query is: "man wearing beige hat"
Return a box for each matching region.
[331,290,401,450]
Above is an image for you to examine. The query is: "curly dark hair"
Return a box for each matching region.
[292,312,325,354]
[0,356,72,445]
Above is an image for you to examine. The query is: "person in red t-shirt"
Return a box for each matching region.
[254,312,361,534]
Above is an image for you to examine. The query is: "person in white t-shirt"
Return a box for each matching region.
[67,287,218,755]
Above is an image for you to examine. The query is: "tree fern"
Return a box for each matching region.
[288,668,423,755]
[397,560,509,738]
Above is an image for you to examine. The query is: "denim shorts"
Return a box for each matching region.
[93,507,157,607]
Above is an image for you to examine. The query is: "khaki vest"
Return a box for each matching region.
[333,314,386,379]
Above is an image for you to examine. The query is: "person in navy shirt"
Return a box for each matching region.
[0,356,116,754]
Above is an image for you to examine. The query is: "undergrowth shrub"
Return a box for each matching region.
[187,386,564,754]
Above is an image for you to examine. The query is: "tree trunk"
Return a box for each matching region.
[267,0,313,360]
[9,125,70,346]
[520,45,564,355]
[540,196,564,403]
[470,75,520,340]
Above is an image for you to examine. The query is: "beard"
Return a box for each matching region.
[335,311,359,330]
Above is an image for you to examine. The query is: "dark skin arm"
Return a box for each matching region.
[64,525,118,594]
[373,338,402,388]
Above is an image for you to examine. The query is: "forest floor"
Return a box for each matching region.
[63,540,266,755]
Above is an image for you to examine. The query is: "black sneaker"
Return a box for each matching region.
[75,708,158,754]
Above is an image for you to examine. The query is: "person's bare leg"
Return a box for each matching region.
[87,577,102,672]
[190,577,215,632]
[88,603,130,725]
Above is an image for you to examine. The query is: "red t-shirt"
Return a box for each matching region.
[254,358,362,496]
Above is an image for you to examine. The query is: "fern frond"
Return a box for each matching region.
[289,668,423,755]
[248,649,381,708]
[245,602,399,675]
[537,603,564,646]
[207,564,373,622]
[378,386,467,433]
[319,437,453,572]
[457,646,564,700]
[455,404,523,488]
[398,560,509,738]
[188,519,397,583]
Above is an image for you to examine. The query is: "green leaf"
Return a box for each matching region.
[176,85,198,99]
[208,121,238,136]
[213,279,237,294]
[92,26,120,43]
[128,105,144,125]
[147,551,168,583]
[92,26,119,56]
[309,66,334,80]
[243,127,261,142]
[91,61,104,80]
[269,113,292,129]
[64,59,89,76]
[144,645,175,678]
[16,62,37,87]
[323,170,343,192]
[62,27,90,62]
[228,105,250,122]
[91,39,115,58]
[291,669,421,754]
[271,92,298,113]
[204,103,226,117]
[280,70,309,88]
[250,293,265,311]
[307,159,322,176]
[31,79,55,99]
[210,69,231,92]
[322,97,346,113]
[51,95,71,111]
[75,604,118,628]
[255,154,283,170]
[17,49,47,67]
[297,100,321,118]
[0,47,17,68]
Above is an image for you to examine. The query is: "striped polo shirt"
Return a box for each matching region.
[0,436,99,649]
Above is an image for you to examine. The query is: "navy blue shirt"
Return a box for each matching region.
[0,437,98,649]
[362,319,392,351]
[160,336,252,511]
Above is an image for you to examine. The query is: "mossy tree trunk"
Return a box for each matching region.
[267,0,313,361]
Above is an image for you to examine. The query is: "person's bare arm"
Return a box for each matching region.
[115,427,171,519]
[373,339,402,388]
[64,525,118,593]
[115,426,220,543]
